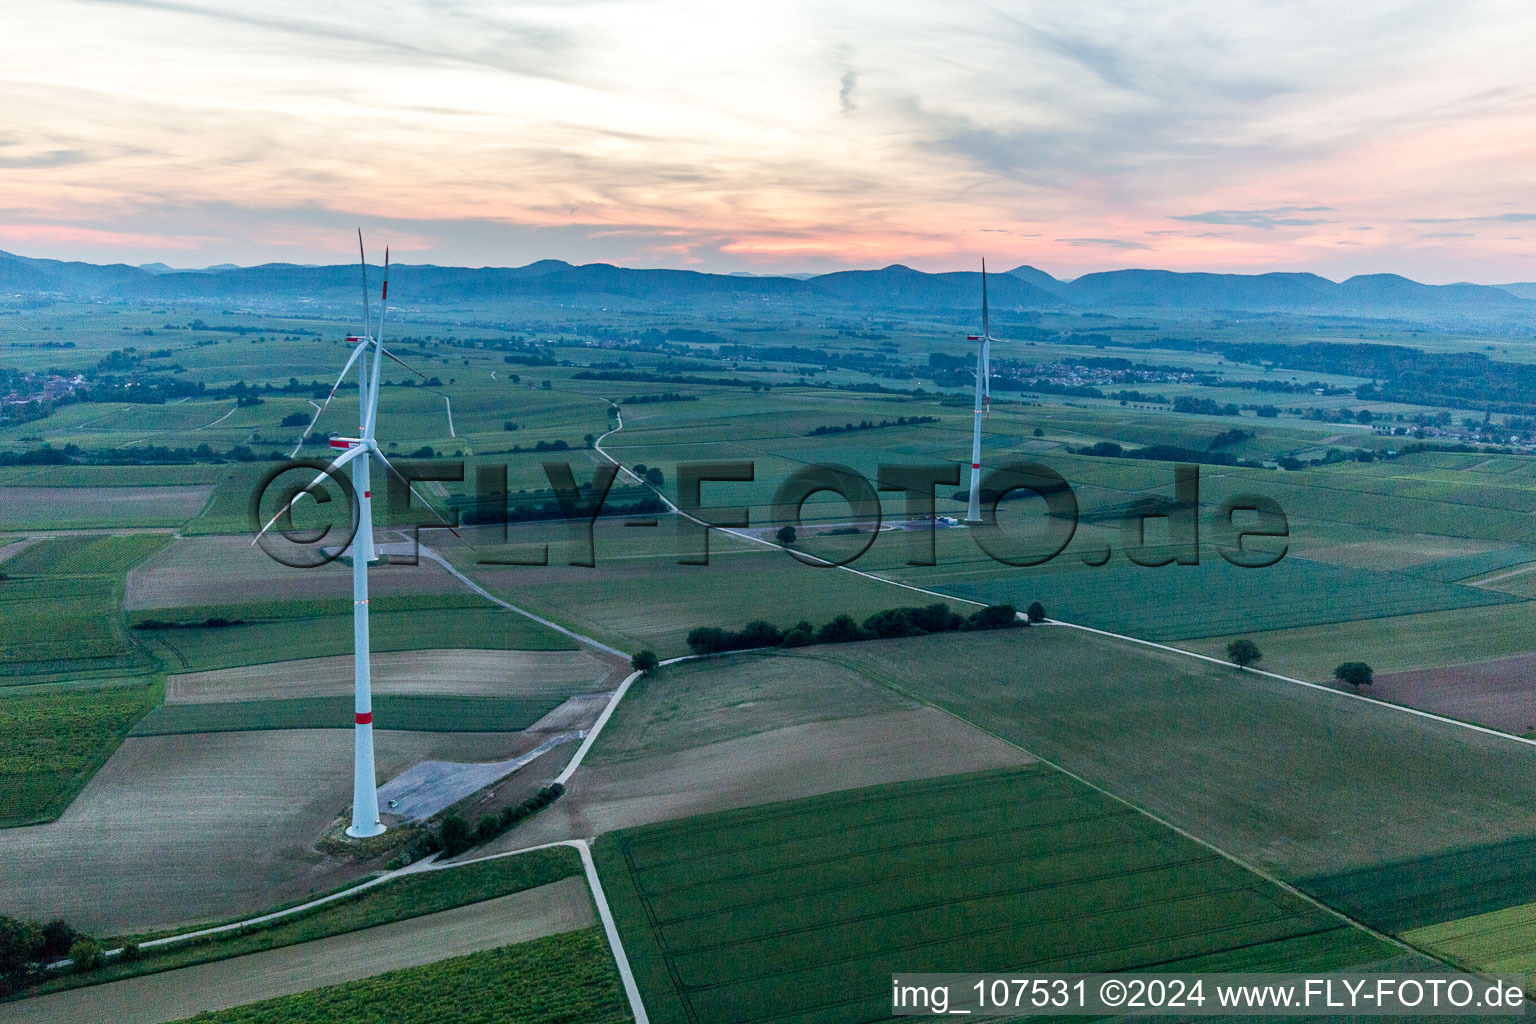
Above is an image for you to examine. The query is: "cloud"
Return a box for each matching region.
[1056,237,1153,250]
[1172,206,1333,229]
[1409,212,1536,223]
[839,69,859,114]
[0,150,90,169]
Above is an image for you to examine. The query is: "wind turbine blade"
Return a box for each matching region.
[370,447,467,543]
[981,258,990,340]
[379,345,431,381]
[290,339,369,457]
[378,246,389,346]
[983,341,991,417]
[251,444,367,545]
[357,228,372,340]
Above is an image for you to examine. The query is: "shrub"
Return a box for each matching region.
[631,649,659,673]
[438,815,473,857]
[862,608,925,639]
[39,919,74,961]
[1026,601,1046,623]
[737,620,783,648]
[816,615,875,645]
[119,941,141,962]
[686,627,733,655]
[781,625,813,648]
[68,938,101,973]
[776,525,797,545]
[966,604,1018,630]
[0,916,43,995]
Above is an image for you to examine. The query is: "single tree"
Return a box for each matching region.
[776,525,797,545]
[1227,639,1262,670]
[1026,601,1046,623]
[631,649,659,673]
[1334,662,1374,691]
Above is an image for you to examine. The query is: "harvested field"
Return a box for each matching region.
[1370,654,1536,734]
[0,878,594,1024]
[595,767,1400,1024]
[166,649,619,703]
[0,485,213,530]
[487,708,1031,851]
[125,534,462,610]
[0,728,543,933]
[1291,535,1497,571]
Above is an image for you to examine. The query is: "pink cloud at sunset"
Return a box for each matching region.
[1,0,1533,282]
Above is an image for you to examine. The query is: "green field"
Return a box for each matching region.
[932,553,1520,641]
[0,680,157,826]
[595,767,1398,1024]
[131,594,575,672]
[131,693,563,735]
[587,651,913,765]
[1405,899,1536,982]
[1300,835,1536,934]
[2,533,171,576]
[171,928,631,1024]
[802,629,1536,882]
[1176,600,1536,679]
[457,522,974,659]
[0,577,146,677]
[31,847,581,996]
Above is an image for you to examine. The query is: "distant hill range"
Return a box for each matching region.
[2,248,1533,321]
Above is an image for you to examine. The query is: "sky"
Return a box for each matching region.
[2,0,1536,281]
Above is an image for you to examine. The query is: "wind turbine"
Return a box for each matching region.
[257,232,452,839]
[964,260,995,522]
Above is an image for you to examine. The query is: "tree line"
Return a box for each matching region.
[685,601,1039,656]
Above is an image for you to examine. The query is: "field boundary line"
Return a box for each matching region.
[828,653,1437,966]
[596,403,1536,752]
[434,838,650,1024]
[413,543,630,659]
[556,670,641,784]
[1055,620,1536,751]
[572,837,652,1024]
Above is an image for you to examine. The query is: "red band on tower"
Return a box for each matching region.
[355,711,372,725]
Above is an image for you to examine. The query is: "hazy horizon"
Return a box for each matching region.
[3,1,1535,284]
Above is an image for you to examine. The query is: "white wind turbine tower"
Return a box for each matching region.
[257,232,451,839]
[964,260,995,522]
